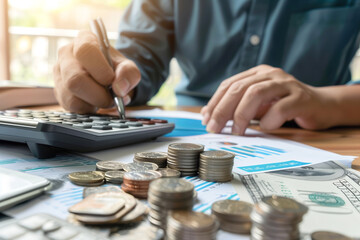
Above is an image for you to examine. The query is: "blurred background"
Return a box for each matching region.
[1,0,360,107]
[3,0,180,106]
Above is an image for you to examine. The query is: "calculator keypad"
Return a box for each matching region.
[0,109,168,132]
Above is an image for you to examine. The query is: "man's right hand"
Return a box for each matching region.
[53,30,141,113]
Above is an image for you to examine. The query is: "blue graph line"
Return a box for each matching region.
[233,146,273,156]
[253,145,286,153]
[196,182,216,191]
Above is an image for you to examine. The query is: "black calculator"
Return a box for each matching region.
[0,109,174,158]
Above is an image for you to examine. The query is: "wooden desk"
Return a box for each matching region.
[30,105,360,169]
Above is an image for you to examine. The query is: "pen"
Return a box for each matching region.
[89,17,126,120]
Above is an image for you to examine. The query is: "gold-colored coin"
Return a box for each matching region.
[68,171,104,184]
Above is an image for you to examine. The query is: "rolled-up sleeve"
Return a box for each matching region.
[115,0,175,105]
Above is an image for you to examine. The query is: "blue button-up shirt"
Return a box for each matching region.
[116,0,360,106]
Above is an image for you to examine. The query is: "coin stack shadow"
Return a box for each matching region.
[250,195,308,240]
[167,143,204,176]
[133,152,168,168]
[166,210,218,240]
[199,150,235,182]
[211,200,253,234]
[147,178,195,229]
[121,171,162,199]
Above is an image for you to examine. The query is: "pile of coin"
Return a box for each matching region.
[211,199,253,234]
[250,195,308,240]
[167,143,204,176]
[69,190,148,225]
[68,171,105,186]
[199,150,234,182]
[121,171,162,199]
[147,178,195,229]
[134,152,168,168]
[123,162,158,172]
[158,168,181,178]
[105,171,124,184]
[96,160,124,172]
[166,210,218,240]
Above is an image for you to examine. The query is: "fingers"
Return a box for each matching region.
[232,81,290,135]
[73,30,114,86]
[112,58,141,98]
[202,68,257,125]
[58,44,113,109]
[53,63,96,113]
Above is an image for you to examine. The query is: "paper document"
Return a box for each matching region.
[233,161,360,238]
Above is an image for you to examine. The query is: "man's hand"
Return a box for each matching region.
[201,64,339,135]
[53,30,141,113]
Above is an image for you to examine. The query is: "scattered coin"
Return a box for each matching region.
[69,192,126,216]
[158,168,181,178]
[311,231,354,240]
[68,171,104,186]
[118,200,149,223]
[105,171,125,184]
[250,195,308,240]
[134,152,168,168]
[121,171,162,199]
[73,192,137,225]
[123,162,159,172]
[96,161,124,172]
[166,210,218,240]
[212,199,253,234]
[83,186,123,198]
[199,150,234,182]
[111,222,164,240]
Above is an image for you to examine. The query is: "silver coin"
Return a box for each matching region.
[124,170,162,181]
[200,150,235,160]
[96,161,124,171]
[158,168,181,178]
[123,162,159,172]
[135,152,167,160]
[311,231,353,240]
[260,195,308,218]
[168,143,204,152]
[82,186,123,198]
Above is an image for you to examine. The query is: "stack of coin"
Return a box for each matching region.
[199,150,234,182]
[123,162,159,172]
[167,143,204,176]
[211,200,253,234]
[105,171,124,184]
[134,152,168,168]
[166,210,218,240]
[121,171,162,199]
[250,195,308,240]
[96,160,124,172]
[148,178,195,229]
[68,171,105,186]
[311,231,354,240]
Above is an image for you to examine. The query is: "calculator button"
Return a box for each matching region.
[92,125,112,130]
[42,220,61,233]
[0,224,27,239]
[92,120,111,125]
[70,233,97,240]
[15,232,47,240]
[109,123,129,128]
[61,122,73,126]
[140,120,155,125]
[110,119,127,123]
[18,215,48,230]
[77,117,92,122]
[152,119,168,123]
[60,114,77,119]
[125,122,143,127]
[89,116,109,120]
[47,226,79,240]
[73,124,92,129]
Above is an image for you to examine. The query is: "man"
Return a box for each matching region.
[54,0,360,135]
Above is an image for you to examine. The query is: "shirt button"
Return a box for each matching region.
[250,35,260,46]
